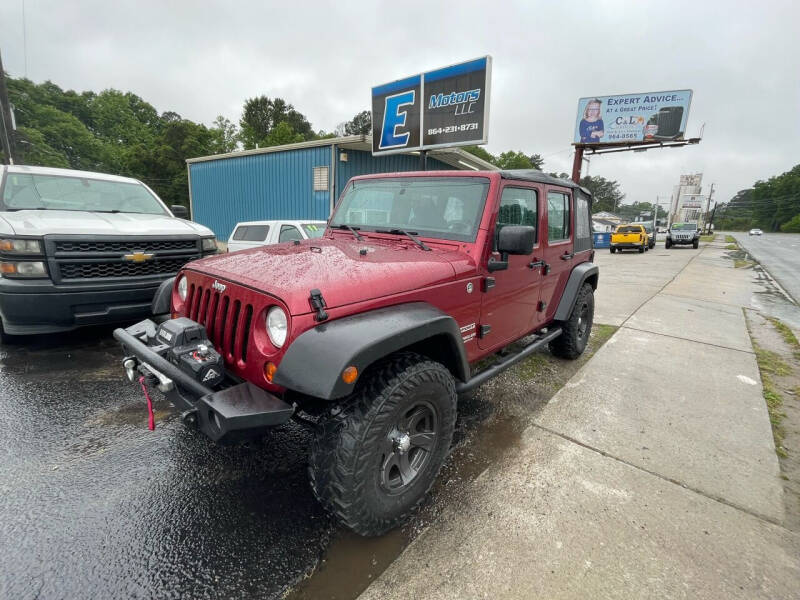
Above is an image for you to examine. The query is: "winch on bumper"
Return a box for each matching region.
[114,317,294,442]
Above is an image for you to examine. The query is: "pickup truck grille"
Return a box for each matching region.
[59,257,188,279]
[186,283,254,365]
[55,239,197,253]
[47,236,202,283]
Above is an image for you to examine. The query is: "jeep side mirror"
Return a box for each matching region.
[171,205,189,219]
[489,226,535,272]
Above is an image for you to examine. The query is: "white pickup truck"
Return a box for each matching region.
[0,164,217,341]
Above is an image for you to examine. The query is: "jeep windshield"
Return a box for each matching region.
[330,176,490,242]
[670,223,697,231]
[1,173,168,215]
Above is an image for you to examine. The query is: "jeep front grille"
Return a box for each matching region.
[186,283,253,365]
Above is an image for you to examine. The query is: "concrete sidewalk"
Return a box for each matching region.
[360,242,800,599]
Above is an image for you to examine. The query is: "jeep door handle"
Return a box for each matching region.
[560,252,574,261]
[528,260,550,274]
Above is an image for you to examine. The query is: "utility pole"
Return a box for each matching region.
[703,183,715,234]
[0,49,16,165]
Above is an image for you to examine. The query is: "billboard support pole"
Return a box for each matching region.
[571,146,584,183]
[419,149,427,171]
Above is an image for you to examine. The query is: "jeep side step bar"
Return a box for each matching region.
[455,327,562,394]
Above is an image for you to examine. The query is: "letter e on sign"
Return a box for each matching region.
[380,91,415,150]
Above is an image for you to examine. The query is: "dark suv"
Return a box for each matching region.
[115,170,599,535]
[666,222,700,249]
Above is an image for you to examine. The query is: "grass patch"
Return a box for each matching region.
[700,234,715,242]
[754,346,791,376]
[734,259,754,268]
[726,244,738,250]
[752,339,788,458]
[725,235,737,243]
[768,317,800,350]
[512,323,617,384]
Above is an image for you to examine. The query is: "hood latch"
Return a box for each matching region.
[309,289,329,322]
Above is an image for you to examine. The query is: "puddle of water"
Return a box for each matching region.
[287,415,526,600]
[750,266,800,332]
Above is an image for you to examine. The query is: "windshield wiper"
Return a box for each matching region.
[335,224,363,241]
[375,228,431,251]
[89,210,122,213]
[6,207,51,211]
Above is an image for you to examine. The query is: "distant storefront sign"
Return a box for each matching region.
[574,90,692,145]
[372,57,491,155]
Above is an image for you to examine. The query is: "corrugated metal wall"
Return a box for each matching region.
[335,150,450,204]
[189,146,331,239]
[189,145,455,240]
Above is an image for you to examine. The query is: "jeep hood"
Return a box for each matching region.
[185,237,475,315]
[0,210,213,237]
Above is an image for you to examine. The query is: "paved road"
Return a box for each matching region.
[731,232,800,302]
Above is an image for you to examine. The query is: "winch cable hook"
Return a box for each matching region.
[138,375,156,431]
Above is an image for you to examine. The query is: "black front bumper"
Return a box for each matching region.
[0,278,162,335]
[114,320,293,442]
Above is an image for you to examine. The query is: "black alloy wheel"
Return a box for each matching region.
[380,401,438,494]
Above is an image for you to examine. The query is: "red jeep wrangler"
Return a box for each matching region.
[116,170,598,535]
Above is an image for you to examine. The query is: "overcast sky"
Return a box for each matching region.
[1,0,798,205]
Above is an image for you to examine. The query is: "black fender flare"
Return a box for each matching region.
[151,277,175,315]
[553,262,599,321]
[273,302,470,400]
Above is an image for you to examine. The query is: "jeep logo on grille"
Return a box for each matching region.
[212,280,226,293]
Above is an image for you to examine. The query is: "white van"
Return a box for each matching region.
[0,165,217,340]
[227,220,326,252]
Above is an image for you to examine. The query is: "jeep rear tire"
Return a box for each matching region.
[309,352,457,536]
[638,244,645,253]
[550,283,594,360]
[610,247,616,254]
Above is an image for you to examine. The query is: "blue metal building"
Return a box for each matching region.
[186,135,495,239]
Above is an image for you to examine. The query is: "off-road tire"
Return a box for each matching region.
[692,240,699,249]
[638,244,645,253]
[665,239,672,249]
[550,282,594,360]
[308,352,457,536]
[610,247,616,254]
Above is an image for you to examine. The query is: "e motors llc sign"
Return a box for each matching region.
[371,56,491,155]
[574,90,692,145]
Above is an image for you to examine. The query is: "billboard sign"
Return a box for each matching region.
[574,90,692,145]
[372,56,491,155]
[680,194,704,209]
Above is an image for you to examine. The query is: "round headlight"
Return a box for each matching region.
[266,306,288,348]
[177,276,188,301]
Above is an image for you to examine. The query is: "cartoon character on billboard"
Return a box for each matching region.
[579,99,605,143]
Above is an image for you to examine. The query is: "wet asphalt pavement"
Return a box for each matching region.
[0,318,604,600]
[732,232,800,303]
[0,326,337,599]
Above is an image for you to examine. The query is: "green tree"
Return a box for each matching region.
[580,175,625,213]
[210,115,238,153]
[493,151,544,170]
[462,145,496,164]
[239,96,314,149]
[342,110,371,135]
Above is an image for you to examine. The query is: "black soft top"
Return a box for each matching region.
[499,170,592,197]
